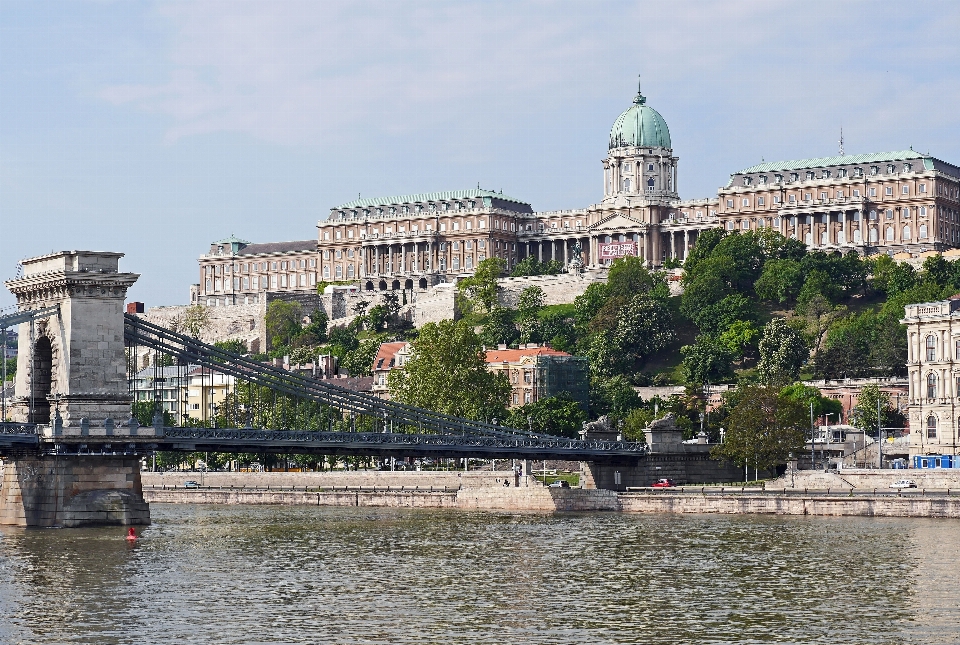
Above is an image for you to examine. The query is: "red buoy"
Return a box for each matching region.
[126,527,138,541]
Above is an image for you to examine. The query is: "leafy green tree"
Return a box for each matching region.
[850,384,893,435]
[517,286,545,343]
[510,257,563,277]
[588,374,644,421]
[538,309,577,352]
[480,307,519,348]
[587,295,674,376]
[172,304,211,339]
[622,407,655,442]
[607,256,666,299]
[711,385,807,475]
[3,356,15,382]
[265,300,304,352]
[508,393,586,438]
[779,383,843,420]
[457,257,506,314]
[797,269,841,308]
[692,293,757,336]
[717,320,759,362]
[340,338,381,376]
[388,320,510,420]
[754,258,804,303]
[679,335,735,385]
[214,339,247,355]
[572,282,610,328]
[756,319,808,385]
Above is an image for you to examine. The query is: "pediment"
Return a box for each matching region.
[590,212,646,231]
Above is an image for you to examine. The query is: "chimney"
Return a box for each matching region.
[497,344,507,350]
[126,302,144,314]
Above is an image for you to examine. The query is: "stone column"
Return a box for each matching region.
[683,230,690,260]
[563,239,568,265]
[538,242,543,263]
[6,251,138,427]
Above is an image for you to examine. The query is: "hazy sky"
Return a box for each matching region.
[2,0,959,310]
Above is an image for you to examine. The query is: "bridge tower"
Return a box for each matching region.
[1,251,148,527]
[5,251,139,426]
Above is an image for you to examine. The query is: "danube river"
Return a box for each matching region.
[0,505,957,644]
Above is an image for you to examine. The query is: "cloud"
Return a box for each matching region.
[97,0,960,173]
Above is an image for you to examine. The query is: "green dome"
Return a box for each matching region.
[608,90,671,150]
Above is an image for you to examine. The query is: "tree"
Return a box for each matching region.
[172,304,210,339]
[756,319,808,385]
[606,255,663,299]
[754,258,804,303]
[265,300,304,352]
[679,335,735,385]
[589,374,644,421]
[457,257,506,314]
[480,307,519,348]
[572,282,609,328]
[340,338,381,377]
[587,295,674,376]
[850,384,893,435]
[214,339,247,355]
[517,286,545,344]
[508,393,586,438]
[692,293,757,335]
[779,383,843,420]
[388,320,510,420]
[717,320,759,362]
[711,385,807,475]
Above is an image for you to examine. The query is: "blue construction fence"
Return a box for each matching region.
[913,455,960,469]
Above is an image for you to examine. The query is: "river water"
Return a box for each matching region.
[0,504,957,644]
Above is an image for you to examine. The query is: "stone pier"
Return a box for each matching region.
[0,455,150,527]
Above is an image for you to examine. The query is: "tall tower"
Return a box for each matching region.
[602,81,679,209]
[5,251,139,426]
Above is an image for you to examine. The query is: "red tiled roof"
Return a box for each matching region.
[372,342,408,371]
[484,347,571,363]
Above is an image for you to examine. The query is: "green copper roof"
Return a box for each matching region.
[213,235,250,245]
[334,188,528,210]
[736,150,928,174]
[609,87,671,150]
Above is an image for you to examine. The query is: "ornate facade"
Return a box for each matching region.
[193,83,960,304]
[902,296,960,458]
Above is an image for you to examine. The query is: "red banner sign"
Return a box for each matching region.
[599,242,637,259]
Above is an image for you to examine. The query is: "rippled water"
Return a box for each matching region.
[0,505,958,644]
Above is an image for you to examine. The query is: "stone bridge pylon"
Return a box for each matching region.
[1,251,148,527]
[6,250,139,426]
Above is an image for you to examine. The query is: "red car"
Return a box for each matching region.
[652,478,675,488]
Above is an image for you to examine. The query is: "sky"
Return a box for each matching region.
[2,0,960,310]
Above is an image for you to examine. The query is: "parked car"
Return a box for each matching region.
[184,480,200,489]
[548,480,570,488]
[652,478,675,488]
[890,479,917,489]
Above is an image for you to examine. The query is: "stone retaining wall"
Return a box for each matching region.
[145,488,458,508]
[143,470,516,489]
[767,469,960,491]
[457,487,619,511]
[618,492,960,518]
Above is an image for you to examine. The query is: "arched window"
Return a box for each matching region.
[927,416,938,439]
[854,229,862,243]
[926,335,936,361]
[902,225,911,240]
[885,226,894,241]
[622,178,631,192]
[869,228,878,243]
[927,372,938,399]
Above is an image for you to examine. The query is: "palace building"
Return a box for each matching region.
[193,83,960,305]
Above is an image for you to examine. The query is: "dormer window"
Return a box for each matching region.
[887,164,896,174]
[743,176,752,186]
[854,167,863,177]
[758,175,767,185]
[822,170,831,179]
[806,171,815,180]
[775,174,782,183]
[837,169,846,178]
[790,173,799,182]
[904,163,912,172]
[871,166,879,175]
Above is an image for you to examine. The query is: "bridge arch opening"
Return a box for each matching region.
[31,335,53,424]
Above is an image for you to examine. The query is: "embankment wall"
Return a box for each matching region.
[767,470,960,491]
[143,470,516,489]
[618,493,960,518]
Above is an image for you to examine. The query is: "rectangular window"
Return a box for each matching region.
[757,197,765,206]
[870,188,877,197]
[271,276,278,288]
[280,275,287,288]
[854,189,860,197]
[919,183,927,193]
[886,187,893,196]
[903,186,909,194]
[726,200,734,208]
